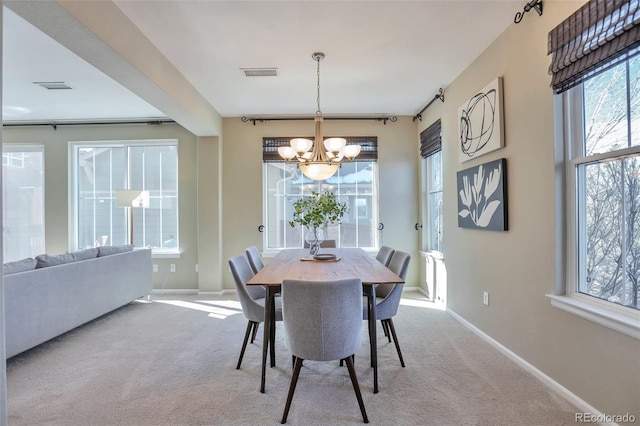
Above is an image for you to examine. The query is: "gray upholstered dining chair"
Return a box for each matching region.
[303,239,337,248]
[364,250,411,368]
[245,245,264,274]
[375,245,395,267]
[228,254,282,369]
[280,278,368,424]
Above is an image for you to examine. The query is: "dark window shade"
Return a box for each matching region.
[263,137,378,163]
[420,119,442,159]
[548,0,640,94]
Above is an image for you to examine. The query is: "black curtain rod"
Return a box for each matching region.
[412,88,445,122]
[2,119,175,130]
[241,115,398,125]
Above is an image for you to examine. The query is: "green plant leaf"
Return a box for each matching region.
[288,191,348,229]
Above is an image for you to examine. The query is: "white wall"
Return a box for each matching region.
[417,1,639,416]
[220,116,420,291]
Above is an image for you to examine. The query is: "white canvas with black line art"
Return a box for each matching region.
[457,158,507,231]
[458,77,504,162]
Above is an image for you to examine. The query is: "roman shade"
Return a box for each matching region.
[263,137,377,163]
[548,0,640,94]
[419,119,442,158]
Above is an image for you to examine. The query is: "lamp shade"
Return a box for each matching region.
[299,163,339,180]
[115,190,149,208]
[290,138,313,154]
[343,144,362,160]
[323,137,346,153]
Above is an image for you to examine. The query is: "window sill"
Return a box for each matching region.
[546,294,640,340]
[420,250,444,260]
[151,251,180,259]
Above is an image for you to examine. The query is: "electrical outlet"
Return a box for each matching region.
[483,291,490,306]
[170,264,176,273]
[195,264,199,273]
[153,264,158,273]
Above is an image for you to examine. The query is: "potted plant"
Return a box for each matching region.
[289,191,348,254]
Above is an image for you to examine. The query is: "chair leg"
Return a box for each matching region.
[381,320,391,342]
[236,321,254,369]
[250,321,260,343]
[344,356,369,423]
[281,357,304,424]
[386,319,405,368]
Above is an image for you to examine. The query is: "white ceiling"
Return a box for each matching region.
[2,0,529,132]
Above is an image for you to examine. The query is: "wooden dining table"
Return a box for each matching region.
[247,247,405,394]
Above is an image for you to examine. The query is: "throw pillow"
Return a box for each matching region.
[97,245,134,257]
[3,258,37,275]
[35,248,99,268]
[35,253,75,268]
[70,248,99,261]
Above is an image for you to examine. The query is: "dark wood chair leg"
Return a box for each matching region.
[381,320,391,341]
[281,357,304,424]
[250,321,259,343]
[386,319,405,368]
[344,356,369,423]
[236,320,254,369]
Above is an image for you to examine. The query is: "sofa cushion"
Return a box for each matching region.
[35,248,99,268]
[71,248,99,261]
[97,245,134,257]
[3,258,37,275]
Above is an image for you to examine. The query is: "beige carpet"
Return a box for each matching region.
[6,292,578,425]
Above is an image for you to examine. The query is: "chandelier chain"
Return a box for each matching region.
[316,55,322,117]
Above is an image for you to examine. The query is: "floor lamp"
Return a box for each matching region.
[115,189,149,245]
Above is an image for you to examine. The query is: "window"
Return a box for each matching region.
[263,137,378,251]
[426,150,443,252]
[71,140,178,255]
[2,145,45,262]
[549,0,640,337]
[565,56,640,310]
[420,120,443,253]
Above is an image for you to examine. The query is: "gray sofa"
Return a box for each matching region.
[3,246,153,358]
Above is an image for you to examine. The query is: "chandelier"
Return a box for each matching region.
[277,52,361,180]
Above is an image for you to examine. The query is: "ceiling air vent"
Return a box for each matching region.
[241,68,278,77]
[33,81,72,90]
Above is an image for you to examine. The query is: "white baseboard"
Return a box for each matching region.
[447,308,615,425]
[151,289,198,295]
[198,289,237,296]
[407,286,428,297]
[150,289,236,296]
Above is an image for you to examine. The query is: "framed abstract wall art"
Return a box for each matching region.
[458,77,504,163]
[457,158,507,231]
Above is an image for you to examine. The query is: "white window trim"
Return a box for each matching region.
[68,139,180,257]
[550,85,640,340]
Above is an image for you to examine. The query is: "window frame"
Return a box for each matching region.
[69,139,180,257]
[549,80,640,340]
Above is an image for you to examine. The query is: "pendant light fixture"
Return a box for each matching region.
[277,52,361,180]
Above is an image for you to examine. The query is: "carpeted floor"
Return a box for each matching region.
[6,292,578,425]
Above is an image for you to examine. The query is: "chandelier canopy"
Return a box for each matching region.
[277,52,361,181]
